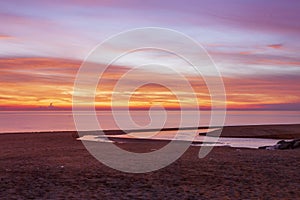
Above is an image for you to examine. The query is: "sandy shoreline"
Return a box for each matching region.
[1,124,300,199]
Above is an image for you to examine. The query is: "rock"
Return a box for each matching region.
[277,140,293,149]
[258,146,268,149]
[266,146,277,150]
[292,139,300,149]
[259,139,300,150]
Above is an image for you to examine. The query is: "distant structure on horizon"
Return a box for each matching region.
[48,103,54,110]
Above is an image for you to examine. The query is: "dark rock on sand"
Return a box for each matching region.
[258,146,272,150]
[277,140,293,149]
[292,139,300,149]
[259,139,300,150]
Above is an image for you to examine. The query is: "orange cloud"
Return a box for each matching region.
[0,57,300,111]
[267,44,283,49]
[222,75,300,109]
[0,34,13,39]
[0,57,80,108]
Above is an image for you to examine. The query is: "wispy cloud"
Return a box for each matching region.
[268,44,283,49]
[0,34,13,40]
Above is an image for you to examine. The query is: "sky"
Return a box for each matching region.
[0,0,300,110]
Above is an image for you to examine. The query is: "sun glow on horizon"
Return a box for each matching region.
[0,57,299,111]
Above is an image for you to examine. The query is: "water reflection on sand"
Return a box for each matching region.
[78,129,282,149]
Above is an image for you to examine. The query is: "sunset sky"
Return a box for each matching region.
[0,0,300,110]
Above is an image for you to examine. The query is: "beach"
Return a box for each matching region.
[1,124,300,199]
[2,0,300,199]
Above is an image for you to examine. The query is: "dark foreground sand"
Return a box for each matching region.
[1,124,300,199]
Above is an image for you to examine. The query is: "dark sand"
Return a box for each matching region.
[1,124,300,199]
[208,124,300,139]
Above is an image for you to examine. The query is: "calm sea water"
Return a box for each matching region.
[0,110,299,133]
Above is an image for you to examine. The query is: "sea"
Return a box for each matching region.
[0,110,298,133]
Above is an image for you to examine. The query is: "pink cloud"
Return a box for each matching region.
[0,34,13,39]
[267,44,283,49]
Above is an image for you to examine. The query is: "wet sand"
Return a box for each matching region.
[0,124,300,199]
[208,124,300,139]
